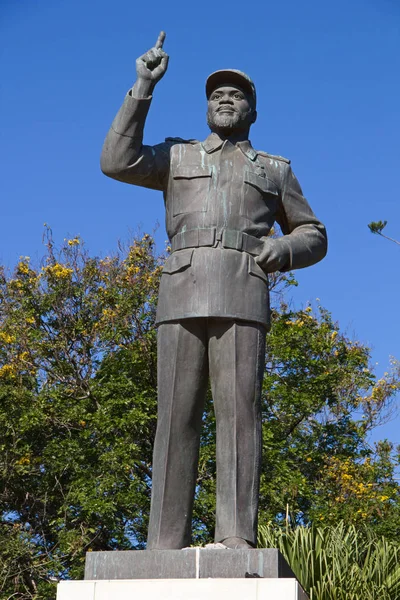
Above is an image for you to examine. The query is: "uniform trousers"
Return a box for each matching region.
[147,317,266,549]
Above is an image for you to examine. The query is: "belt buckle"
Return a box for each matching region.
[222,229,243,251]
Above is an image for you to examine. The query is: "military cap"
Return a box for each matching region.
[206,69,256,105]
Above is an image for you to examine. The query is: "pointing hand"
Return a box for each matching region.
[136,31,169,85]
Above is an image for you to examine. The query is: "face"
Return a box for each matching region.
[207,84,256,135]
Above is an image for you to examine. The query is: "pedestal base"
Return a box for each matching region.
[57,578,309,600]
[84,548,295,580]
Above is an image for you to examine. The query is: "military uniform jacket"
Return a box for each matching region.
[101,94,327,328]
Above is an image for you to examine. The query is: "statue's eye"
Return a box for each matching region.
[233,93,243,100]
[212,94,221,100]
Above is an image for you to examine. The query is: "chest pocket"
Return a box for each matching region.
[241,170,279,220]
[172,165,213,217]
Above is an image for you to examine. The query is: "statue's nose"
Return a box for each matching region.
[219,96,234,105]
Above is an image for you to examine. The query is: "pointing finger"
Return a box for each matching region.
[155,31,166,49]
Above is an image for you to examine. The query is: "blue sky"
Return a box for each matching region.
[1,0,399,445]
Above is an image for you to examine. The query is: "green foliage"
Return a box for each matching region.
[368,220,400,246]
[259,521,400,600]
[0,229,399,598]
[0,230,162,597]
[368,220,388,234]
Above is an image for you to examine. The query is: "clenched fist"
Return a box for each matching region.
[255,237,291,273]
[131,32,169,98]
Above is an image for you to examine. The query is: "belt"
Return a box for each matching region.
[170,227,264,257]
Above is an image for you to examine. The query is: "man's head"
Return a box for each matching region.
[206,70,257,137]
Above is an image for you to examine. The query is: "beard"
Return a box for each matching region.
[207,107,254,135]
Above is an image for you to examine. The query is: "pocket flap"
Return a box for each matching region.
[173,165,213,179]
[244,171,278,195]
[248,255,268,282]
[162,249,194,274]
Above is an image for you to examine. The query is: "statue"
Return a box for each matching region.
[101,32,327,551]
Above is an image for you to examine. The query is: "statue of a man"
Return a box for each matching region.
[101,32,327,550]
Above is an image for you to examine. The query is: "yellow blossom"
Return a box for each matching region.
[0,331,16,344]
[16,456,31,465]
[0,364,17,378]
[379,495,389,502]
[44,263,73,279]
[67,238,80,246]
[294,319,304,327]
[331,331,338,340]
[17,261,30,274]
[306,457,312,462]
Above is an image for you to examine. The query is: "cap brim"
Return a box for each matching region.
[206,70,255,101]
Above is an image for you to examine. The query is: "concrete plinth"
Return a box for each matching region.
[57,578,309,600]
[84,548,295,580]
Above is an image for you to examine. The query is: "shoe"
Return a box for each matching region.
[219,537,254,549]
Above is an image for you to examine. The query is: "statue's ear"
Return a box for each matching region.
[251,110,257,125]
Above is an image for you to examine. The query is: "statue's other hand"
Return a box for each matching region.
[136,31,169,85]
[255,237,290,273]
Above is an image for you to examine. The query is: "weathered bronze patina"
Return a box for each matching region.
[101,32,327,550]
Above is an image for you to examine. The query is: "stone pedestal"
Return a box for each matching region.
[57,578,308,599]
[84,548,295,580]
[57,548,309,599]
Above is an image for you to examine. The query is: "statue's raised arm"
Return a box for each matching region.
[100,31,170,190]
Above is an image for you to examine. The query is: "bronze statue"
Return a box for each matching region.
[101,32,327,550]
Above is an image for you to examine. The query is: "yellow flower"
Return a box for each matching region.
[25,316,35,324]
[379,495,389,502]
[44,263,73,279]
[127,265,140,276]
[306,457,312,462]
[67,238,80,246]
[16,456,30,465]
[331,331,338,340]
[305,306,312,313]
[102,308,116,319]
[17,262,30,274]
[0,331,16,344]
[0,364,17,378]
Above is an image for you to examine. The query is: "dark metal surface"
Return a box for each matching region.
[100,32,327,550]
[84,548,296,580]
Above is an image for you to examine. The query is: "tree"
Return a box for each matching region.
[0,230,161,598]
[0,230,399,598]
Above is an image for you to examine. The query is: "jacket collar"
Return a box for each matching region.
[201,133,258,161]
